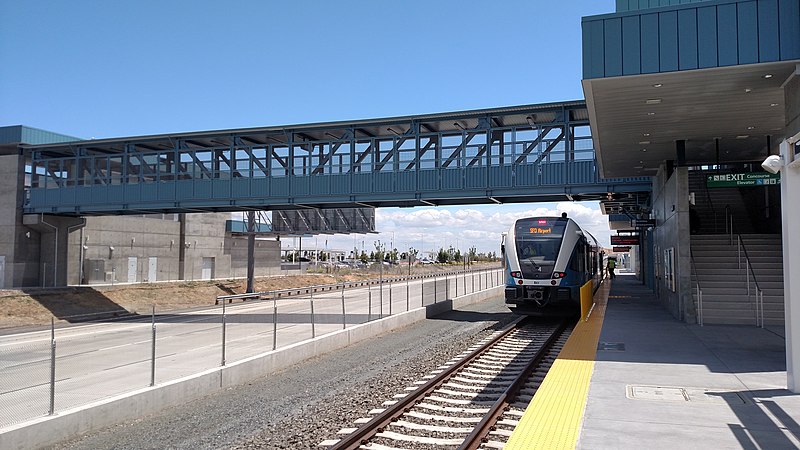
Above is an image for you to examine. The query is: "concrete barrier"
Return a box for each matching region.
[0,286,502,450]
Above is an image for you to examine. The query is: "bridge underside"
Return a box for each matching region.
[23,101,651,216]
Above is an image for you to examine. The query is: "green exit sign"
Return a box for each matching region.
[706,172,780,188]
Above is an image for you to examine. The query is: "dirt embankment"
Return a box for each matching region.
[0,264,498,331]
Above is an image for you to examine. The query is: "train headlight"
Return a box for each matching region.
[552,271,566,279]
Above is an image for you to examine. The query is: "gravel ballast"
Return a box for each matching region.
[50,296,515,449]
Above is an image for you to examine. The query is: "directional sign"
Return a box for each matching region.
[612,246,631,252]
[706,172,780,188]
[611,235,640,246]
[633,219,655,228]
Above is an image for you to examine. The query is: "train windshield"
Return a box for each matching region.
[514,218,567,278]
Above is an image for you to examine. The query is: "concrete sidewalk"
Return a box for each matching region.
[579,272,800,449]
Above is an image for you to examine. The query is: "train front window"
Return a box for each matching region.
[514,218,566,277]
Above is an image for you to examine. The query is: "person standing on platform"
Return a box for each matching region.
[607,258,616,279]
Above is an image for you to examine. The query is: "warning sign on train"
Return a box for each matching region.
[706,172,780,188]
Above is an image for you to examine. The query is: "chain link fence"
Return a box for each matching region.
[0,267,503,429]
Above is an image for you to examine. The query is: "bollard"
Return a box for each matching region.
[150,306,156,387]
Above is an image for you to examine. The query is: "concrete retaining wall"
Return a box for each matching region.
[0,286,502,450]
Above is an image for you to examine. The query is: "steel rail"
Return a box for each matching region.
[328,315,527,450]
[458,320,570,450]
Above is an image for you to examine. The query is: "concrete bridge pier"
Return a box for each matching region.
[23,214,85,287]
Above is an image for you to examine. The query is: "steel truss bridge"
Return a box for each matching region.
[23,101,651,216]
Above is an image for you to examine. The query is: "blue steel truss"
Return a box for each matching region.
[22,101,651,216]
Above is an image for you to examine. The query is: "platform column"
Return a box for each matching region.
[781,137,800,392]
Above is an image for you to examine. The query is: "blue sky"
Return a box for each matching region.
[1,1,618,253]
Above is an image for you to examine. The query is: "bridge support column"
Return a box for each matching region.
[246,211,255,293]
[22,214,85,287]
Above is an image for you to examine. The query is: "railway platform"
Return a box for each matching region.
[507,271,800,449]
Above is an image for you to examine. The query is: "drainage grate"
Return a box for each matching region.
[597,342,625,351]
[627,385,750,405]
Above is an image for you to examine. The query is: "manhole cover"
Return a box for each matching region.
[597,342,625,351]
[627,385,750,404]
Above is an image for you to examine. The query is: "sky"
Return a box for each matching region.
[1,1,618,254]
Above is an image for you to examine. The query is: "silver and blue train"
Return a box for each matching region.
[501,216,604,316]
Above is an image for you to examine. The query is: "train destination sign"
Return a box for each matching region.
[611,235,640,246]
[613,246,631,252]
[706,172,780,188]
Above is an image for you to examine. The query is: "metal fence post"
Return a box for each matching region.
[150,306,156,387]
[446,273,449,299]
[406,277,410,311]
[479,270,482,291]
[310,287,316,338]
[455,271,459,297]
[221,299,227,366]
[368,284,373,321]
[389,281,393,315]
[272,295,278,351]
[341,284,346,330]
[49,318,55,415]
[379,273,384,319]
[434,275,438,303]
[421,276,425,306]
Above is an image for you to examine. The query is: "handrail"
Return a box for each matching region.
[737,235,764,328]
[690,249,703,326]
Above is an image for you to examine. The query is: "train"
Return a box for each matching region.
[501,215,604,316]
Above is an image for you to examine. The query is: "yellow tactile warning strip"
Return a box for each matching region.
[504,279,611,450]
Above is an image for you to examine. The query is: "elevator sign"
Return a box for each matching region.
[706,172,780,188]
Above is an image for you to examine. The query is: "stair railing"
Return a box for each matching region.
[690,249,703,326]
[737,235,764,328]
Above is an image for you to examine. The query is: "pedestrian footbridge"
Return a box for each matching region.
[23,101,651,216]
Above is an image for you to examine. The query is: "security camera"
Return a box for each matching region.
[761,154,783,174]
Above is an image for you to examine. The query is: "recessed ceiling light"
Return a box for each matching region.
[641,148,648,152]
[647,112,656,116]
[764,74,773,79]
[770,103,780,107]
[736,135,749,139]
[634,165,644,169]
[745,88,752,93]
[639,141,650,145]
[643,133,651,137]
[645,98,662,105]
[652,83,662,88]
[747,126,755,130]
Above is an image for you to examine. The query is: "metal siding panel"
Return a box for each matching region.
[489,166,512,188]
[46,189,61,206]
[441,168,462,190]
[604,18,623,76]
[515,165,539,186]
[587,20,606,78]
[678,9,698,69]
[212,180,230,199]
[124,184,141,205]
[419,169,439,191]
[641,13,661,73]
[311,175,330,195]
[395,172,415,191]
[176,181,195,200]
[622,15,642,74]
[464,167,486,189]
[29,189,45,207]
[157,182,175,201]
[698,6,719,67]
[617,0,630,12]
[194,180,212,200]
[107,185,124,204]
[290,177,309,197]
[717,3,739,66]
[140,184,158,203]
[737,1,759,64]
[758,0,780,62]
[582,21,592,79]
[779,0,800,60]
[251,178,269,197]
[332,174,351,193]
[231,178,250,198]
[271,178,289,197]
[352,173,371,193]
[374,172,393,193]
[541,162,565,185]
[659,11,679,72]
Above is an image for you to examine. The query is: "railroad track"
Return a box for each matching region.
[321,317,573,449]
